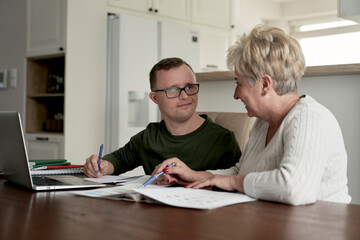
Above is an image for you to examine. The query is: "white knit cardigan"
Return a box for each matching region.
[211,95,351,205]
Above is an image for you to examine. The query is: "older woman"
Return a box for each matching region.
[153,25,351,205]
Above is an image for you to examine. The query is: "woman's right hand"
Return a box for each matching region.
[152,157,211,185]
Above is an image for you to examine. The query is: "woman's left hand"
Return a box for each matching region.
[187,174,246,193]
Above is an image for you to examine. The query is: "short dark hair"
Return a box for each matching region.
[149,57,195,91]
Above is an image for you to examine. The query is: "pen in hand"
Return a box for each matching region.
[97,144,103,175]
[140,163,176,188]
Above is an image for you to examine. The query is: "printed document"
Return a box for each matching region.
[74,176,256,209]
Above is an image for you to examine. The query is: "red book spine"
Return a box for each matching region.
[46,164,84,169]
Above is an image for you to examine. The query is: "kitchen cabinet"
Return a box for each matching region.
[25,133,64,160]
[191,0,234,29]
[108,0,190,22]
[26,55,65,135]
[108,0,235,30]
[199,29,231,72]
[26,0,66,57]
[25,54,65,159]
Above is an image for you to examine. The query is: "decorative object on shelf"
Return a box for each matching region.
[47,73,64,93]
[44,112,64,132]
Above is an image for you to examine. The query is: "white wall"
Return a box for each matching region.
[300,74,360,205]
[64,0,107,164]
[0,0,26,123]
[234,0,282,35]
[282,0,337,19]
[197,74,360,204]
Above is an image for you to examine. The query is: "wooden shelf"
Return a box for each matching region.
[195,63,360,82]
[26,56,65,133]
[26,130,64,135]
[28,93,65,98]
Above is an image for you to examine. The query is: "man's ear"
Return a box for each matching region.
[261,74,272,96]
[149,92,158,104]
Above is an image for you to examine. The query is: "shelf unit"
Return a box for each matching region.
[26,54,65,134]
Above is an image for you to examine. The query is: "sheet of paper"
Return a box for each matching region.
[74,182,165,198]
[84,175,144,184]
[75,182,256,209]
[136,187,256,209]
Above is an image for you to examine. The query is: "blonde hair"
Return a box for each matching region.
[227,25,306,95]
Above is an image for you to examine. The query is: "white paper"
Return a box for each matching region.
[84,175,144,184]
[137,187,256,209]
[75,183,256,209]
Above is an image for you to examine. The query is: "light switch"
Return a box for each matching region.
[9,68,17,88]
[0,69,7,89]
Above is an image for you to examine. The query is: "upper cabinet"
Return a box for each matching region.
[199,29,231,71]
[26,0,66,57]
[108,0,234,29]
[108,0,190,22]
[191,0,233,29]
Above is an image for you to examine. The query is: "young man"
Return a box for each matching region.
[84,57,241,178]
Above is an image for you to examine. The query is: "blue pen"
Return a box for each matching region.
[140,163,176,188]
[97,144,103,175]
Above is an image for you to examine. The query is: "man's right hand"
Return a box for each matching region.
[84,154,114,178]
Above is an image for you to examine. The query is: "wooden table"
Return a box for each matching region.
[1,178,359,240]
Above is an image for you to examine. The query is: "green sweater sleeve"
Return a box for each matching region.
[102,130,144,175]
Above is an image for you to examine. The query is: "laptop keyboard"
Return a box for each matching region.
[32,176,71,186]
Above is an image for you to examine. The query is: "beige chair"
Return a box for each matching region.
[198,112,255,152]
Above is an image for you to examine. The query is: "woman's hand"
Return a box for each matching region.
[152,157,212,185]
[187,174,246,193]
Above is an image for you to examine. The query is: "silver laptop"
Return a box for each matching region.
[0,111,105,190]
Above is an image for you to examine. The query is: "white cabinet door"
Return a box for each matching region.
[108,0,149,13]
[155,0,190,21]
[191,0,232,29]
[26,0,66,57]
[199,29,231,72]
[108,0,190,22]
[25,134,64,160]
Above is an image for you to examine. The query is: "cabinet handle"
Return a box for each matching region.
[59,47,64,51]
[36,137,49,141]
[148,8,153,12]
[154,9,158,13]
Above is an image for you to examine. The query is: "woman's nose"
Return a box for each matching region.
[234,88,240,100]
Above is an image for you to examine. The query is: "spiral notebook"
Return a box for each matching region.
[30,168,84,176]
[30,161,85,175]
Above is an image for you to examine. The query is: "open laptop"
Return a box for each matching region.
[0,111,105,190]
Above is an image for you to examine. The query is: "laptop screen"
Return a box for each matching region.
[0,111,33,189]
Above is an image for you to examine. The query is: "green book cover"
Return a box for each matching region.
[29,159,69,167]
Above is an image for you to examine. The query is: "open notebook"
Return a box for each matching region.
[0,111,105,191]
[76,176,256,209]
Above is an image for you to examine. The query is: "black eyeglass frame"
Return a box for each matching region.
[153,84,200,99]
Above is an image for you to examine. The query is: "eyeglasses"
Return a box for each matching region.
[153,84,200,99]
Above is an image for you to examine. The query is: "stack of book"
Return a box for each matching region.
[30,159,84,175]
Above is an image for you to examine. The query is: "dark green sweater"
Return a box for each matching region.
[103,115,241,175]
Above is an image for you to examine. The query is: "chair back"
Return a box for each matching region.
[198,112,255,152]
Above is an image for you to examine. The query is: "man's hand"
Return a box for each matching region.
[84,154,114,178]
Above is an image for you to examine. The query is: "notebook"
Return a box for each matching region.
[0,111,105,191]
